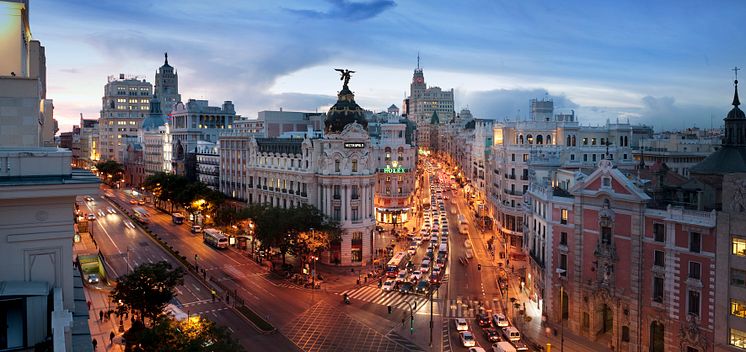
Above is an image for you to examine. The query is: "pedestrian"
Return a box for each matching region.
[109,331,115,345]
[124,310,128,319]
[92,338,98,350]
[98,310,103,321]
[107,309,113,320]
[87,301,92,310]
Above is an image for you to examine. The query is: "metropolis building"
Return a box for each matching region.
[220,76,376,265]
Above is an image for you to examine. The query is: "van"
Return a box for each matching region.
[491,341,516,352]
[164,304,188,321]
[501,326,521,342]
[191,225,202,233]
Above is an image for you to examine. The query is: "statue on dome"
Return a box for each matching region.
[335,68,355,89]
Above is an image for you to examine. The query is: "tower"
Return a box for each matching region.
[155,52,181,113]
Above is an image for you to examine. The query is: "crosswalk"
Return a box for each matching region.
[339,285,429,311]
[446,297,504,318]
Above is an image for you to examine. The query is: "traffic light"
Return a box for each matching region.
[478,264,482,271]
[388,305,392,314]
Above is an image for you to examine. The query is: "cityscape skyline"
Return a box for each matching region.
[31,0,746,133]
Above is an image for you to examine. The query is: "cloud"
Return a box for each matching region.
[286,0,396,21]
[633,95,726,130]
[460,88,578,120]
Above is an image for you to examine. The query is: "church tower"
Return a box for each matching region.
[155,52,181,113]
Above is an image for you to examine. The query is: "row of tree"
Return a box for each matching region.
[217,204,341,267]
[143,172,225,221]
[95,160,124,185]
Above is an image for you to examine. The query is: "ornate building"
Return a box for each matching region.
[220,71,376,265]
[402,57,455,149]
[154,52,181,112]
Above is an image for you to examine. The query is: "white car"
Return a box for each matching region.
[123,220,135,229]
[382,279,395,292]
[97,209,106,217]
[465,248,474,259]
[86,213,96,221]
[432,267,441,276]
[408,245,417,255]
[460,331,476,347]
[454,318,468,331]
[396,270,408,283]
[410,271,422,281]
[468,348,486,352]
[492,313,509,327]
[106,206,116,214]
[431,235,439,242]
[465,239,472,248]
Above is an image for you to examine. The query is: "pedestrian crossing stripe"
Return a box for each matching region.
[446,298,503,318]
[339,286,429,311]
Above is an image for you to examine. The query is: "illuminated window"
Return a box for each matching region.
[560,209,569,224]
[352,160,357,172]
[733,237,746,256]
[730,329,746,349]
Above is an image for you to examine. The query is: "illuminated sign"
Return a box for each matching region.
[344,142,365,148]
[382,166,408,174]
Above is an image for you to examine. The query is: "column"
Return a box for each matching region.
[341,185,347,222]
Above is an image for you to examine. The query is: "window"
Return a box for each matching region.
[689,232,701,253]
[351,207,359,221]
[511,153,515,162]
[653,223,665,242]
[732,269,746,288]
[561,209,569,225]
[731,328,746,348]
[732,299,746,318]
[560,232,567,246]
[559,254,567,276]
[733,237,746,256]
[352,159,358,172]
[654,250,664,267]
[688,290,700,316]
[333,185,341,199]
[351,232,363,262]
[582,137,588,145]
[601,226,612,245]
[622,326,630,342]
[333,206,341,221]
[602,177,611,188]
[583,154,588,162]
[351,185,359,199]
[335,159,340,172]
[523,154,529,162]
[592,137,597,145]
[689,262,701,280]
[653,277,664,303]
[570,154,575,161]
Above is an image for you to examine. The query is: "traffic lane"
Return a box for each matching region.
[214,308,301,352]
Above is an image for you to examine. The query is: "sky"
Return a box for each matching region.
[29,0,746,133]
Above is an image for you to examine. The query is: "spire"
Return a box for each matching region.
[417,51,420,69]
[164,52,169,66]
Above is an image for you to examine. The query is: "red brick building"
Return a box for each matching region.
[525,159,716,351]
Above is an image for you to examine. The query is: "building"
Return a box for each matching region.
[196,141,219,189]
[170,99,236,179]
[635,128,721,177]
[220,75,376,265]
[689,79,746,351]
[140,92,172,178]
[98,74,152,162]
[403,58,455,149]
[123,142,145,187]
[75,116,99,169]
[254,110,325,138]
[368,113,417,225]
[524,160,717,352]
[153,52,181,112]
[0,2,99,351]
[59,131,74,149]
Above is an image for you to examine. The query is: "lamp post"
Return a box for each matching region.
[556,268,566,352]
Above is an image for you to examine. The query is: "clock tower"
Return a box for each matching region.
[410,54,426,100]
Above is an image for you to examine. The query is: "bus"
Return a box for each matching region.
[203,229,229,249]
[132,206,150,224]
[171,213,185,224]
[386,251,410,278]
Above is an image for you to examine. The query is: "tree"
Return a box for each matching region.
[125,316,244,352]
[110,261,184,326]
[96,160,124,184]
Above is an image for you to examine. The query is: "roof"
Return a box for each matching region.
[430,111,439,124]
[325,86,367,133]
[690,146,746,175]
[0,281,49,296]
[255,138,303,155]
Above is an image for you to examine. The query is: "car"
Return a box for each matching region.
[459,331,476,347]
[97,210,106,217]
[123,220,135,229]
[407,245,417,255]
[511,341,529,351]
[432,266,442,276]
[429,273,440,284]
[454,318,469,331]
[129,199,137,205]
[501,326,521,342]
[191,225,202,233]
[492,341,517,352]
[492,313,509,327]
[84,196,95,202]
[430,235,439,242]
[415,279,429,293]
[465,248,474,259]
[477,313,492,327]
[382,279,396,292]
[106,206,116,214]
[86,273,100,284]
[86,213,96,220]
[467,348,486,352]
[405,261,416,272]
[419,262,430,273]
[410,271,422,281]
[413,235,423,244]
[483,327,501,342]
[396,270,408,282]
[399,282,413,294]
[450,207,458,214]
[138,200,145,205]
[426,246,434,257]
[465,239,472,248]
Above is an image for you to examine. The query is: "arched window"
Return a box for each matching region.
[572,135,577,146]
[567,135,571,146]
[519,134,524,144]
[385,147,391,162]
[619,136,624,147]
[546,135,552,145]
[536,135,543,144]
[527,134,533,144]
[624,136,628,147]
[397,147,404,161]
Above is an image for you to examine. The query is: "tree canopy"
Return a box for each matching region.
[124,316,244,352]
[110,261,184,326]
[143,172,224,219]
[96,160,124,184]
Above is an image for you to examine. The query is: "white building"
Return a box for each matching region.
[140,93,172,177]
[402,60,455,149]
[220,78,376,265]
[0,2,99,351]
[170,99,236,179]
[98,74,152,162]
[635,128,721,177]
[196,141,219,189]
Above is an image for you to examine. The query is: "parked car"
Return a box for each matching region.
[459,331,476,347]
[454,318,469,331]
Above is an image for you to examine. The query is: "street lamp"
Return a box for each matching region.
[556,268,566,352]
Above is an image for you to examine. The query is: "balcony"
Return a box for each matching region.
[505,174,516,180]
[333,194,341,200]
[301,192,307,197]
[520,175,529,181]
[504,189,522,196]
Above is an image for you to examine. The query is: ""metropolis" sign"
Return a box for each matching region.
[344,142,365,148]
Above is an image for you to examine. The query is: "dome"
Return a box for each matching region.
[324,86,367,133]
[141,93,166,131]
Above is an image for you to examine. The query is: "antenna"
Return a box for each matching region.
[417,52,420,69]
